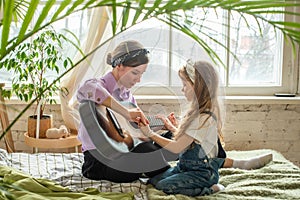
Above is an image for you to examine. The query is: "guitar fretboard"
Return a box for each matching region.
[147,115,164,128]
[129,115,164,129]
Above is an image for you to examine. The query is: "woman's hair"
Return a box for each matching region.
[106,40,149,68]
[176,60,224,142]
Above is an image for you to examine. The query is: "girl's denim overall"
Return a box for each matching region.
[149,143,225,196]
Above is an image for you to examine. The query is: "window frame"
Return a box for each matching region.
[132,7,300,96]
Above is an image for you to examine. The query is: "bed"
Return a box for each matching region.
[0,148,299,200]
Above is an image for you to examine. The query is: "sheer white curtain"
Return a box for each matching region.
[59,7,112,131]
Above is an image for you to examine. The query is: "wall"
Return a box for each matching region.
[223,103,299,166]
[1,97,299,166]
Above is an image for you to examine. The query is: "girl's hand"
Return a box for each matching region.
[167,112,179,128]
[137,117,153,137]
[156,114,178,133]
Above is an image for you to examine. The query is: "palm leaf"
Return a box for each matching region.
[0,0,14,55]
[65,0,85,15]
[143,0,163,20]
[166,16,226,67]
[131,0,146,24]
[121,1,131,31]
[12,0,29,21]
[33,0,56,31]
[16,0,39,43]
[1,1,83,60]
[50,0,72,22]
[111,0,117,35]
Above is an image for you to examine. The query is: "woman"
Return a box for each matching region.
[77,41,272,183]
[77,40,171,183]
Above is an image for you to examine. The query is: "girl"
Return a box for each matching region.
[138,60,231,196]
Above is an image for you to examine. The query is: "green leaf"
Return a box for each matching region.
[271,21,300,29]
[13,0,29,21]
[121,1,131,31]
[65,0,85,15]
[111,0,117,35]
[51,0,72,21]
[143,0,163,20]
[60,29,85,57]
[132,0,146,24]
[33,0,56,31]
[16,0,40,43]
[23,93,28,101]
[0,0,14,56]
[63,60,68,68]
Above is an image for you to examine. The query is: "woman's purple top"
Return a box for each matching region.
[76,72,136,152]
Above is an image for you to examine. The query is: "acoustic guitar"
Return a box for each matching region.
[95,103,165,150]
[79,100,178,172]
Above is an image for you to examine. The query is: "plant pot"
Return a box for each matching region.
[28,115,53,138]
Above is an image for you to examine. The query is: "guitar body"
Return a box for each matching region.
[96,105,134,150]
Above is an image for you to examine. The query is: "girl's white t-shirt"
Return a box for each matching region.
[185,114,219,158]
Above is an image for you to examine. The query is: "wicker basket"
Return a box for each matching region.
[27,115,52,138]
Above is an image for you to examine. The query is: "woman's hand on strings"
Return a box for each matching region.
[127,107,149,125]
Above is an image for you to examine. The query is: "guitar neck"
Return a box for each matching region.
[119,101,164,129]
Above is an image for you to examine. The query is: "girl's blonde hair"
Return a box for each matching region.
[176,60,224,143]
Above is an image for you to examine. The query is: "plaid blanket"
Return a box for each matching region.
[0,149,147,200]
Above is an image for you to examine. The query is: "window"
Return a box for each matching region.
[130,7,298,96]
[228,11,283,86]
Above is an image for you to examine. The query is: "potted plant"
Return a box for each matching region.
[2,28,72,138]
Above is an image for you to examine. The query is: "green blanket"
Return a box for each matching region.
[147,149,300,200]
[0,166,133,200]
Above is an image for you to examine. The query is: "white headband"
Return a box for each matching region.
[185,59,195,84]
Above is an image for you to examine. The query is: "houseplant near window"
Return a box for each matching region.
[1,28,72,138]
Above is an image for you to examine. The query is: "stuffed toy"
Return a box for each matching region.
[46,125,70,139]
